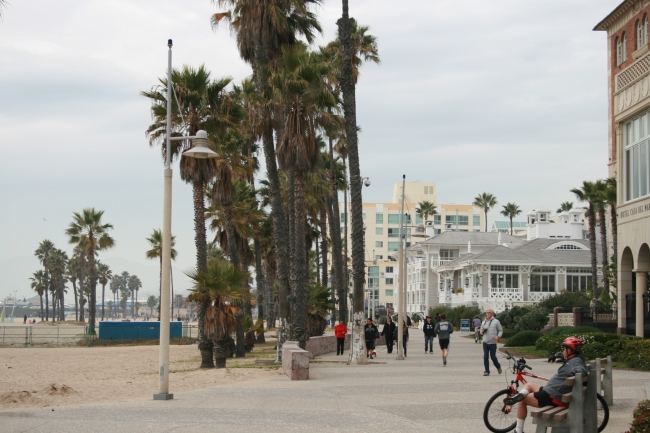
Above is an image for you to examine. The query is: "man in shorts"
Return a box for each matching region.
[503,337,588,433]
[433,313,453,366]
[364,318,379,359]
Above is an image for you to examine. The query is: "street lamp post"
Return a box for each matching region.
[154,39,218,401]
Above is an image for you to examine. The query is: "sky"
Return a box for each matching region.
[0,0,615,301]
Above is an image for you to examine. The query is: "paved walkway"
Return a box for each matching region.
[2,332,648,432]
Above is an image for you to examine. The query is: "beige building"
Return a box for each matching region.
[595,1,650,338]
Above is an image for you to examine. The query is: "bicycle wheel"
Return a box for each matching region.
[484,389,518,433]
[596,393,609,432]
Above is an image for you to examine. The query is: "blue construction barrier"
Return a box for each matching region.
[98,321,182,340]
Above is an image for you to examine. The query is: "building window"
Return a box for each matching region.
[473,215,480,226]
[340,213,347,222]
[446,215,456,225]
[638,20,643,49]
[368,266,379,276]
[554,244,582,250]
[387,242,399,252]
[490,265,518,272]
[429,186,434,194]
[375,255,383,260]
[440,249,459,259]
[416,214,423,224]
[490,273,519,289]
[566,274,592,292]
[375,227,383,235]
[386,280,393,288]
[434,228,441,234]
[424,186,428,194]
[362,213,366,220]
[387,228,409,238]
[388,214,400,224]
[376,213,383,224]
[458,215,468,226]
[645,15,649,45]
[376,241,383,247]
[385,266,393,273]
[385,289,394,296]
[616,36,622,65]
[531,267,556,292]
[623,32,628,62]
[624,112,650,201]
[433,215,441,224]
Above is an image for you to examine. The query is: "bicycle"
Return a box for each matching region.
[483,351,609,433]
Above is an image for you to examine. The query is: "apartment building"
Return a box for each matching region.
[595,1,650,337]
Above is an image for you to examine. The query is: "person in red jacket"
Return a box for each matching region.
[334,320,348,355]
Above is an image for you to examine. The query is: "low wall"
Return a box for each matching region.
[282,341,309,380]
[305,333,386,359]
[548,313,574,327]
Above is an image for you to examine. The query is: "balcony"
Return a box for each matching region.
[431,258,453,268]
[488,286,523,302]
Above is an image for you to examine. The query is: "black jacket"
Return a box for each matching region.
[364,324,379,341]
[381,321,396,340]
[422,321,436,336]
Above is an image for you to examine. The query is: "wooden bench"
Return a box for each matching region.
[531,361,598,433]
[595,356,613,406]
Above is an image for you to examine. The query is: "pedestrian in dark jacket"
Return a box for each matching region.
[434,313,453,366]
[381,317,396,353]
[422,316,436,354]
[434,313,441,324]
[396,320,409,356]
[364,318,379,359]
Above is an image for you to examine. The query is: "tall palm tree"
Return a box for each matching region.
[66,257,80,321]
[110,275,120,317]
[186,257,251,368]
[128,275,142,318]
[34,240,55,321]
[473,192,498,232]
[47,249,68,321]
[594,180,610,296]
[500,202,522,236]
[416,200,437,225]
[146,229,177,319]
[556,201,573,214]
[604,178,618,269]
[30,270,47,321]
[96,262,112,321]
[571,181,600,296]
[65,208,115,331]
[324,21,380,84]
[118,271,131,316]
[147,295,157,317]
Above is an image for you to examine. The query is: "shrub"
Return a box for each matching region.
[496,306,530,329]
[535,332,640,357]
[537,291,590,312]
[501,329,518,339]
[618,340,650,370]
[427,305,478,329]
[514,309,549,332]
[626,400,650,433]
[504,330,543,347]
[546,326,602,336]
[581,342,609,360]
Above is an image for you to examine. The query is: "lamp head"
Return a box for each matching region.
[363,178,371,187]
[168,39,173,47]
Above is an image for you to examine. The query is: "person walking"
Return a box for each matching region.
[481,309,503,376]
[23,314,27,324]
[472,315,482,343]
[434,312,441,324]
[397,320,409,357]
[364,318,379,359]
[422,316,436,354]
[334,320,348,356]
[381,317,396,353]
[434,313,453,366]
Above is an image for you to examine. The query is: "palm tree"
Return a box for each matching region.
[65,208,115,331]
[324,21,380,84]
[96,262,112,321]
[47,249,68,321]
[473,193,498,232]
[557,201,573,214]
[500,203,522,236]
[186,257,251,368]
[118,271,131,316]
[147,295,157,317]
[416,200,437,225]
[146,229,177,320]
[34,240,55,321]
[128,275,142,318]
[110,275,120,318]
[604,178,618,269]
[571,181,600,296]
[66,257,80,321]
[594,180,610,296]
[30,270,47,321]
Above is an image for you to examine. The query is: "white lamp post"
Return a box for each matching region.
[154,40,218,401]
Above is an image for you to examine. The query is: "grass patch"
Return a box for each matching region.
[499,346,548,359]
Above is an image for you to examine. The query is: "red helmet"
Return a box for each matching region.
[561,337,584,353]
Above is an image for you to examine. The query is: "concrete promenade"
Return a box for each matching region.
[2,331,648,432]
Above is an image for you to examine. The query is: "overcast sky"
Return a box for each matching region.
[0,0,615,301]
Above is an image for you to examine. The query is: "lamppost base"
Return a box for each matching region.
[153,393,174,401]
[396,355,404,360]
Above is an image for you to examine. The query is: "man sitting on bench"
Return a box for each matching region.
[503,336,588,433]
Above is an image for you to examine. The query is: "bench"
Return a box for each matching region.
[531,361,598,433]
[281,341,309,380]
[595,356,613,406]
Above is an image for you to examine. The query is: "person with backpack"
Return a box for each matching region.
[381,316,396,354]
[422,316,436,354]
[334,320,348,356]
[364,318,379,359]
[434,313,453,366]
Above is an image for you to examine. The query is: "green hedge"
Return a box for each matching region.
[627,399,650,433]
[537,291,591,312]
[427,305,479,329]
[501,329,518,339]
[504,330,543,347]
[546,326,603,336]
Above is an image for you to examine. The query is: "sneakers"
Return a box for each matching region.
[498,367,503,374]
[369,355,373,359]
[483,372,490,376]
[504,393,526,405]
[429,352,433,354]
[443,356,447,366]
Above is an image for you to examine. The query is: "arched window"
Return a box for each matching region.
[645,15,648,45]
[616,37,622,65]
[623,32,628,61]
[637,20,642,49]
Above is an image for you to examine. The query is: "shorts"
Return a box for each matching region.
[438,338,450,350]
[365,340,376,350]
[533,388,557,408]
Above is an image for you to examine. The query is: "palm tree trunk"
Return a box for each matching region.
[598,206,609,296]
[293,172,309,349]
[135,289,139,319]
[101,283,106,321]
[222,203,245,358]
[327,137,346,323]
[73,281,78,321]
[484,208,488,232]
[610,204,618,271]
[320,208,328,287]
[39,293,44,321]
[315,237,320,285]
[88,248,97,331]
[158,256,162,321]
[510,216,513,236]
[254,238,266,343]
[213,339,229,369]
[338,0,367,364]
[60,287,65,321]
[51,288,56,323]
[588,204,598,298]
[342,160,349,298]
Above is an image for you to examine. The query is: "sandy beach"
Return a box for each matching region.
[0,343,283,411]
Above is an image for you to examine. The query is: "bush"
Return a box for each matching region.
[626,400,650,433]
[535,332,641,359]
[496,306,530,329]
[427,305,479,329]
[537,291,591,312]
[501,329,518,339]
[546,326,603,336]
[504,330,543,347]
[514,309,549,332]
[618,340,650,370]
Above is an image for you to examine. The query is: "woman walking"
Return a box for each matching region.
[334,320,348,356]
[396,320,409,357]
[381,316,396,353]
